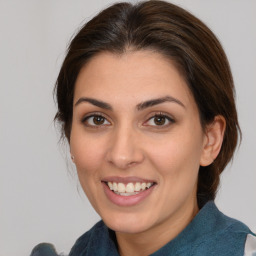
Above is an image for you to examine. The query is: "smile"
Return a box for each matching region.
[106,182,154,196]
[102,177,157,206]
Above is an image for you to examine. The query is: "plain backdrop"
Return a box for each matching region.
[0,1,255,255]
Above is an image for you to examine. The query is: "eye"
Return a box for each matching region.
[144,113,174,127]
[82,114,111,127]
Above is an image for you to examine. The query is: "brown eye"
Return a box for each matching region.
[82,114,111,127]
[144,114,175,127]
[154,116,166,125]
[93,116,105,125]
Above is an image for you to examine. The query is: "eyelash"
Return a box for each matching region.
[144,112,175,128]
[81,112,175,128]
[81,112,111,128]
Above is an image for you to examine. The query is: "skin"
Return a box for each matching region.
[70,50,225,256]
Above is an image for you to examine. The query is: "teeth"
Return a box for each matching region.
[134,182,141,192]
[106,181,154,195]
[126,183,134,193]
[141,183,146,190]
[113,182,118,192]
[107,182,113,190]
[117,183,126,193]
[146,182,151,188]
[118,192,139,196]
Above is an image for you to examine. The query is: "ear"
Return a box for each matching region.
[200,115,226,166]
[70,150,75,163]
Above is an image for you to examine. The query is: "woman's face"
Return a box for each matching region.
[70,50,209,234]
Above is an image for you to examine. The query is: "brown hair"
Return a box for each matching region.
[55,0,241,208]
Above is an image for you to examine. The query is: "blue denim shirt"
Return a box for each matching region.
[69,201,254,256]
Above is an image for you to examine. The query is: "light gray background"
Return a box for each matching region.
[0,1,255,255]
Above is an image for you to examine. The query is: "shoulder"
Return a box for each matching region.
[218,210,252,235]
[69,220,107,256]
[215,206,254,244]
[214,215,253,252]
[192,202,255,255]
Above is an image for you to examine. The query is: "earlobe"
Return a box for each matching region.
[70,152,75,163]
[200,115,226,167]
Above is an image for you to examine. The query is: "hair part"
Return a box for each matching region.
[54,0,241,208]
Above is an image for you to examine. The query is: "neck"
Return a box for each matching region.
[116,199,199,256]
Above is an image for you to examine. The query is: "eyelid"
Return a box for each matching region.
[143,112,175,127]
[81,112,111,126]
[80,111,175,129]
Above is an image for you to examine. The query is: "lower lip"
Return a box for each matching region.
[102,182,156,207]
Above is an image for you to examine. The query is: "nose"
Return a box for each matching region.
[106,125,144,169]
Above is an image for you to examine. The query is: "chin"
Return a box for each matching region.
[102,211,154,234]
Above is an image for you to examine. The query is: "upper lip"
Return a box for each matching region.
[101,176,156,184]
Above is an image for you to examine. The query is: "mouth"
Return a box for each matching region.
[103,181,155,196]
[101,177,157,206]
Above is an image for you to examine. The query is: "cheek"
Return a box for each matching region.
[147,128,203,181]
[70,129,106,183]
[76,141,103,171]
[146,132,203,214]
[70,131,108,211]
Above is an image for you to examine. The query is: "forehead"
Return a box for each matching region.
[74,50,194,109]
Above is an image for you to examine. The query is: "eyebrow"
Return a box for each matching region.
[74,97,112,110]
[136,96,185,110]
[74,96,185,111]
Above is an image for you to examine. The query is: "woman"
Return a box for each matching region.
[32,1,255,255]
